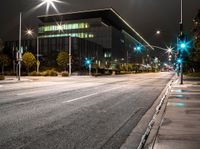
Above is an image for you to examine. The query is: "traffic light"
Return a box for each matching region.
[177,58,183,64]
[134,45,142,53]
[177,33,190,52]
[85,58,91,65]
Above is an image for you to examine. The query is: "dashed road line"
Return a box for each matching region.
[62,86,122,103]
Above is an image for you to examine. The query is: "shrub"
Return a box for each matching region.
[29,71,41,76]
[92,73,102,77]
[0,75,5,80]
[185,72,200,77]
[4,72,16,76]
[62,71,69,77]
[42,69,58,76]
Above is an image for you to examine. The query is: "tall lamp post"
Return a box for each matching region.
[69,36,72,76]
[18,0,63,79]
[17,12,23,81]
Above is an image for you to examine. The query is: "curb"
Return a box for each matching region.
[142,77,179,149]
[120,75,176,149]
[137,77,175,149]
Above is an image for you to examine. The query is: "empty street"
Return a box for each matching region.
[0,72,173,149]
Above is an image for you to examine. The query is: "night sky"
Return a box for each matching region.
[0,0,200,49]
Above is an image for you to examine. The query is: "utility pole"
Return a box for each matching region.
[18,12,22,81]
[69,36,72,76]
[37,37,39,73]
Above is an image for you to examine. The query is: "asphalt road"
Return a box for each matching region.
[0,72,173,149]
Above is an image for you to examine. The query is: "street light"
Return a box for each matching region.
[26,29,34,36]
[18,0,63,80]
[156,30,161,35]
[167,46,173,54]
[41,0,64,13]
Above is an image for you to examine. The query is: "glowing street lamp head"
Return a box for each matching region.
[31,0,68,15]
[40,0,65,14]
[167,48,172,53]
[166,46,174,54]
[43,0,53,4]
[156,30,161,35]
[25,29,34,36]
[27,30,33,35]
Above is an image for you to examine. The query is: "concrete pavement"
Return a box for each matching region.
[144,77,200,149]
[0,72,173,149]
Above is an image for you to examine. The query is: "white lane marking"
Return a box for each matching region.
[17,90,40,96]
[62,86,122,103]
[174,78,179,84]
[0,85,3,88]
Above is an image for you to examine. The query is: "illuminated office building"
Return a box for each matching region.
[5,8,152,72]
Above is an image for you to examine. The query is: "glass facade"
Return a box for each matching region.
[38,18,113,70]
[38,23,89,33]
[40,33,94,39]
[36,17,141,71]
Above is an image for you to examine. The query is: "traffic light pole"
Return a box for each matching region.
[89,64,91,76]
[180,0,183,84]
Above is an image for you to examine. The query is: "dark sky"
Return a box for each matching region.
[0,0,199,48]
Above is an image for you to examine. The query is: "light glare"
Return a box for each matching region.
[25,29,34,36]
[156,30,161,35]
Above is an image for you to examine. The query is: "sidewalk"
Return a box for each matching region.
[146,77,200,149]
[0,77,29,84]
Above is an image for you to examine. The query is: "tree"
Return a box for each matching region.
[192,9,200,71]
[22,52,36,73]
[0,53,10,74]
[0,38,4,52]
[56,51,69,71]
